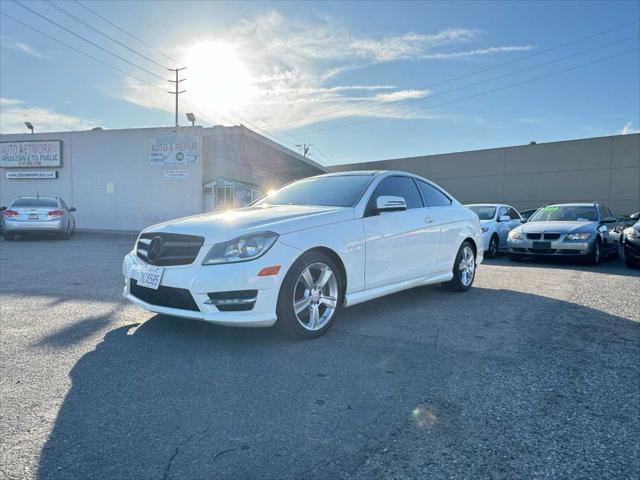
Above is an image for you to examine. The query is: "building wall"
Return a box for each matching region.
[1,127,204,231]
[1,125,325,231]
[332,134,640,215]
[203,126,325,190]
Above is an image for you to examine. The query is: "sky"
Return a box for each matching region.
[0,0,638,165]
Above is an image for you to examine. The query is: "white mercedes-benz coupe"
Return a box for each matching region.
[122,171,483,338]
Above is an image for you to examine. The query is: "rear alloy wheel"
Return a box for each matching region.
[587,239,601,266]
[486,235,499,258]
[277,251,343,338]
[443,241,476,292]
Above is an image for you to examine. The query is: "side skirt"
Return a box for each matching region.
[344,271,454,308]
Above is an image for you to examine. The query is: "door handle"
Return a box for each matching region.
[424,216,434,223]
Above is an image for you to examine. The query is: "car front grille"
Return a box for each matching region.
[136,232,204,266]
[543,233,561,240]
[526,233,542,240]
[130,279,200,311]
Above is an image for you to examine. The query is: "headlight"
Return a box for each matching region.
[202,231,279,265]
[508,229,523,240]
[481,226,489,233]
[565,232,592,241]
[625,227,640,239]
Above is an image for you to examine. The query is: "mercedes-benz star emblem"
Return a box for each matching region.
[147,236,164,262]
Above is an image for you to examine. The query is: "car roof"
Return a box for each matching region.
[16,195,59,199]
[466,203,503,207]
[546,203,597,207]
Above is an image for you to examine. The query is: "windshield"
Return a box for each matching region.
[529,205,597,222]
[255,175,372,207]
[12,197,58,208]
[468,206,496,220]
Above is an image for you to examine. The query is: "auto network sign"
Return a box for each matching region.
[149,135,200,166]
[0,140,62,168]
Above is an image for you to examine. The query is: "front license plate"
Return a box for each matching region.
[135,264,164,290]
[533,241,551,249]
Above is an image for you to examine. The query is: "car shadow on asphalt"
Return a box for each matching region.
[37,287,640,480]
[483,254,640,278]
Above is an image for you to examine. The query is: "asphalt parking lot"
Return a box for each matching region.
[1,233,639,480]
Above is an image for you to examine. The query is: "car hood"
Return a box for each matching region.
[519,221,596,234]
[142,204,354,243]
[480,219,494,227]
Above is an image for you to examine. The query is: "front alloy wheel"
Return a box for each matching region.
[277,251,343,338]
[293,262,339,332]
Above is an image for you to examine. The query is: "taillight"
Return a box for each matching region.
[48,210,64,217]
[3,209,18,217]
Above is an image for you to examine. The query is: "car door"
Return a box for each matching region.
[495,206,512,248]
[503,206,523,248]
[415,180,455,271]
[362,176,438,289]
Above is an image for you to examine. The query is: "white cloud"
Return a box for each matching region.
[1,37,46,59]
[620,121,640,135]
[0,98,97,133]
[376,89,430,103]
[120,10,531,129]
[0,97,25,106]
[421,45,534,59]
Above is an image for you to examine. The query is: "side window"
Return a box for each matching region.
[366,176,423,214]
[508,207,520,220]
[604,206,614,219]
[60,199,69,210]
[418,181,452,207]
[497,206,508,219]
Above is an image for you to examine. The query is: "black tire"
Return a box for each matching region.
[442,241,476,292]
[60,224,71,240]
[609,238,622,259]
[276,251,344,338]
[486,235,499,258]
[587,239,601,266]
[625,247,639,268]
[508,254,524,262]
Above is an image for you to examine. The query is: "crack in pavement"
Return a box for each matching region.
[161,429,206,480]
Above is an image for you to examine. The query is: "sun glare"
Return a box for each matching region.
[185,41,256,115]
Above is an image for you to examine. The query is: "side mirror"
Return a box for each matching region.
[498,215,510,222]
[602,216,616,224]
[69,207,77,212]
[376,196,407,213]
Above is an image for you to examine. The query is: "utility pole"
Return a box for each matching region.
[167,67,186,127]
[296,144,313,158]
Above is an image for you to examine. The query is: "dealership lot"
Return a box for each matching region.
[1,234,638,479]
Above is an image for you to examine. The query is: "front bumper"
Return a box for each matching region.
[3,219,65,233]
[624,238,640,261]
[122,241,302,327]
[507,237,595,256]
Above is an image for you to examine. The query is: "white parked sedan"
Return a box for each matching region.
[466,204,523,257]
[122,171,483,338]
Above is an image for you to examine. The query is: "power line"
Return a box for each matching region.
[72,0,182,67]
[13,0,166,81]
[279,34,638,130]
[42,0,169,70]
[292,48,639,136]
[271,19,640,130]
[0,10,163,91]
